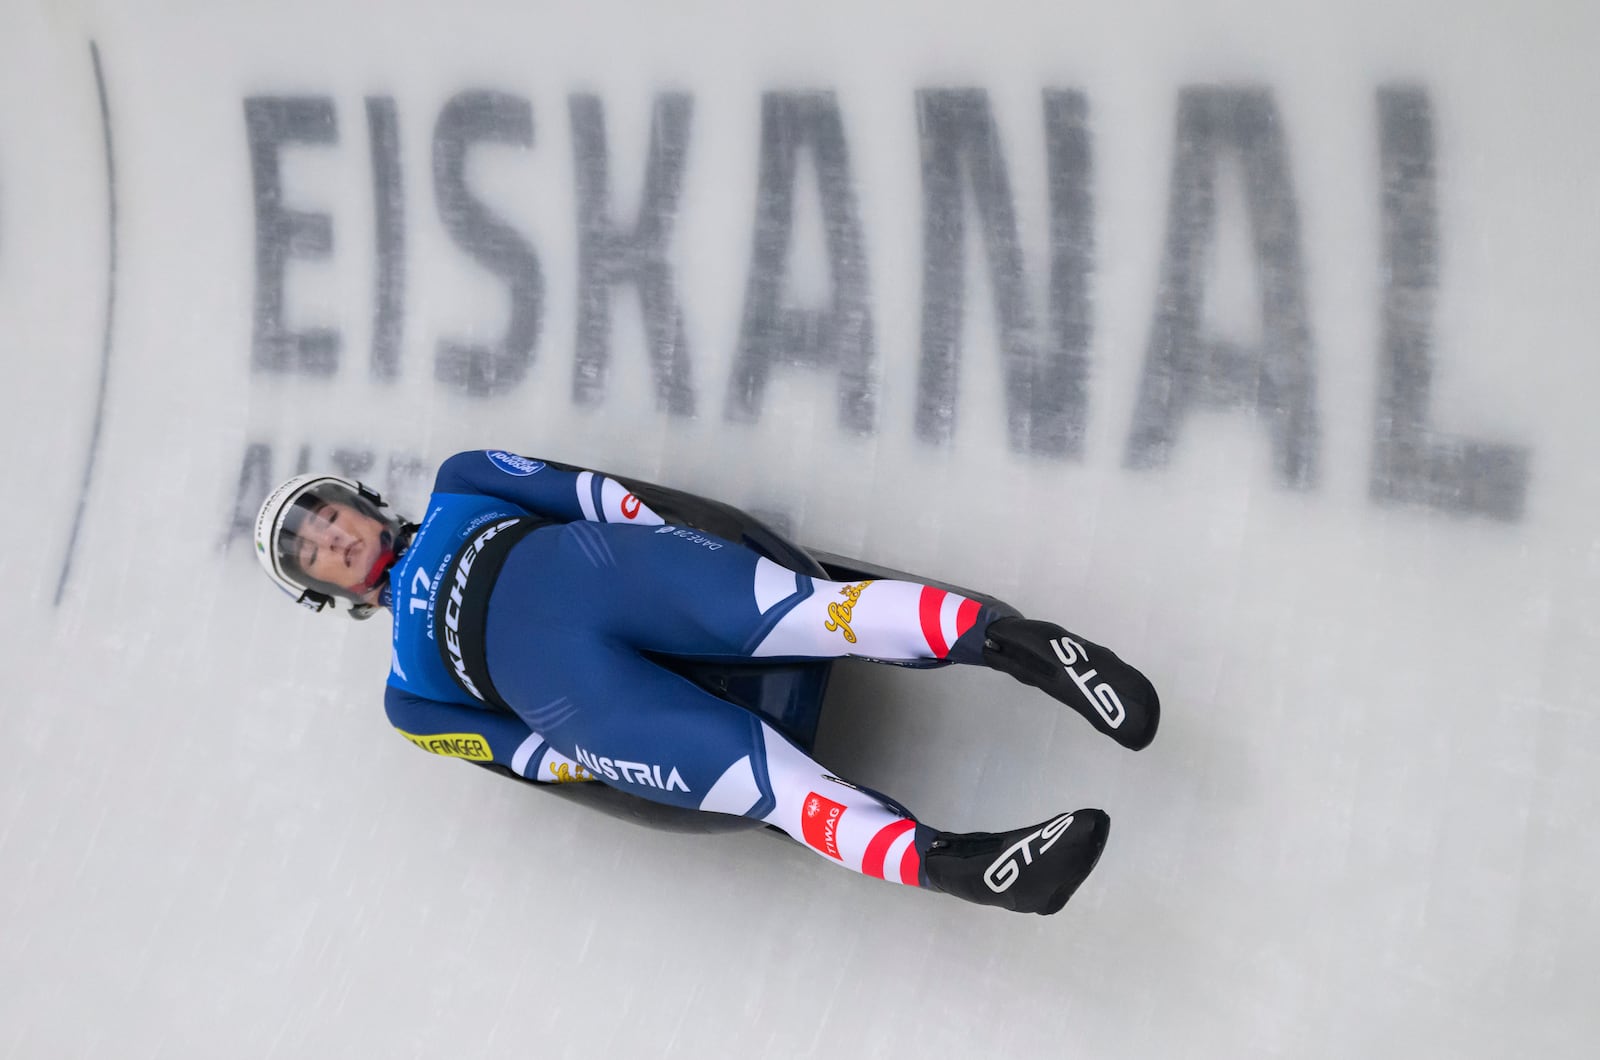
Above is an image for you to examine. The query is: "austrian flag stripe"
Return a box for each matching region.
[918,587,981,659]
[861,819,919,885]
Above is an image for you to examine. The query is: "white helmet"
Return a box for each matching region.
[254,473,409,619]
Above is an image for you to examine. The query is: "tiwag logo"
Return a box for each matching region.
[485,450,545,477]
[1050,636,1126,729]
[985,813,1075,894]
[802,791,847,860]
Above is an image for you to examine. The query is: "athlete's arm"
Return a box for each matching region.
[383,684,593,785]
[432,450,665,526]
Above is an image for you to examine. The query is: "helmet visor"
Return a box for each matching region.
[273,480,401,604]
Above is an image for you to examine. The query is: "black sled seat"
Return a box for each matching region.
[473,463,1010,834]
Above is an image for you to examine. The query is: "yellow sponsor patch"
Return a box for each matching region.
[547,761,595,784]
[397,729,494,762]
[824,579,874,644]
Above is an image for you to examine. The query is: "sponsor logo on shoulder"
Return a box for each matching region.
[620,493,641,519]
[485,450,545,477]
[397,729,493,762]
[802,791,848,860]
[984,812,1075,894]
[442,518,522,701]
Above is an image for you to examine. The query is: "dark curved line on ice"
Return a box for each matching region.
[54,41,118,607]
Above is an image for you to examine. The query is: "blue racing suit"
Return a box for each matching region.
[384,450,996,886]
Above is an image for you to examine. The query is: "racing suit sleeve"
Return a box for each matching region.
[383,685,594,785]
[432,450,665,526]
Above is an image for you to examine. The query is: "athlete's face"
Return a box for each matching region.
[293,499,388,596]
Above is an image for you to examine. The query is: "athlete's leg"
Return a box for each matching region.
[484,626,1108,913]
[515,521,1005,663]
[487,626,935,888]
[515,521,1159,749]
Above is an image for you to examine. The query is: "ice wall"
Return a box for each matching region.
[3,1,1597,1057]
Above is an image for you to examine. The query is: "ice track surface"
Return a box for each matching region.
[3,1,1598,1057]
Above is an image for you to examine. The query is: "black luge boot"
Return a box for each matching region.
[981,617,1160,750]
[924,809,1110,915]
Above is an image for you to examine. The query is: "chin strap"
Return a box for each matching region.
[345,522,417,620]
[353,548,396,595]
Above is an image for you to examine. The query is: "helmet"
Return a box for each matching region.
[254,474,409,619]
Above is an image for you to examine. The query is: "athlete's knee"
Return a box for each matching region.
[697,754,770,817]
